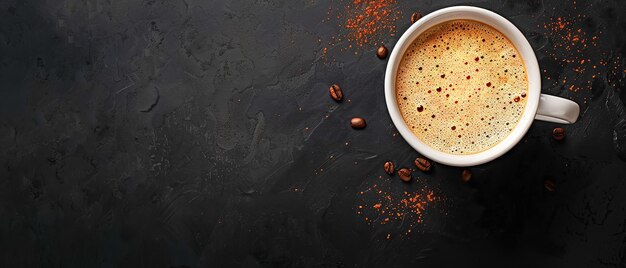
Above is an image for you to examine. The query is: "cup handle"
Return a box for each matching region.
[535,94,580,124]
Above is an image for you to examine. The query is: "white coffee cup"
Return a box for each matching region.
[385,6,580,167]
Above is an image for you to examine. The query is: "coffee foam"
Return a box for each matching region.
[396,20,528,155]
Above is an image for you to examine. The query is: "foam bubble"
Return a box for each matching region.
[396,20,528,155]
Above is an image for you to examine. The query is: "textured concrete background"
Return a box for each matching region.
[0,0,625,267]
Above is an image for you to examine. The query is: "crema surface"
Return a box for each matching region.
[396,20,528,155]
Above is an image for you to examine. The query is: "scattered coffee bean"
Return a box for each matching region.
[384,161,395,175]
[351,117,366,129]
[552,127,565,141]
[397,168,412,182]
[461,169,472,182]
[376,45,388,59]
[329,83,343,102]
[544,179,556,192]
[410,11,422,24]
[414,157,431,172]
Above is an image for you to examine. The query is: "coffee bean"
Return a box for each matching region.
[552,127,565,141]
[397,168,412,182]
[384,161,395,175]
[414,157,431,172]
[544,179,556,192]
[461,169,472,182]
[376,45,388,59]
[351,117,366,129]
[329,84,343,102]
[410,12,422,24]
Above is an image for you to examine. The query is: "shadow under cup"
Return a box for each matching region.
[385,6,542,167]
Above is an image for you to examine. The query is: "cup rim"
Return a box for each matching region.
[384,6,541,167]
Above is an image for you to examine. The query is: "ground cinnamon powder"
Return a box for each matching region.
[321,0,402,62]
[343,0,400,48]
[540,1,605,93]
[356,175,446,238]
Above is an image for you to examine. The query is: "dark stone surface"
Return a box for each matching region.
[0,0,625,267]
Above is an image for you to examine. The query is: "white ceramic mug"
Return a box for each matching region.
[385,6,580,167]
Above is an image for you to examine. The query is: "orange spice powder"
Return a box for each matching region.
[539,1,606,94]
[355,175,446,237]
[321,0,402,62]
[343,0,400,47]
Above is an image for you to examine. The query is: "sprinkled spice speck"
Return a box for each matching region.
[321,0,401,62]
[539,1,606,93]
[355,176,447,236]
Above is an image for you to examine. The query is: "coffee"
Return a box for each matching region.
[396,20,528,155]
